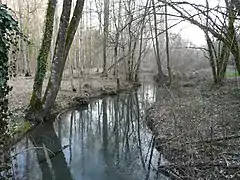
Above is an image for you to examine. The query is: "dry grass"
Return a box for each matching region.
[147,78,240,179]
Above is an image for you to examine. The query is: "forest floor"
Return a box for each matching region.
[147,77,240,179]
[9,74,138,123]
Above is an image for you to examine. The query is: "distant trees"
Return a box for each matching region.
[158,0,240,83]
[18,0,31,76]
[6,0,45,77]
[14,0,240,121]
[5,0,237,89]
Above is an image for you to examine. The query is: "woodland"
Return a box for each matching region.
[0,0,240,179]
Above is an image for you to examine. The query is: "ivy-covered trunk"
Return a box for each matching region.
[0,4,20,178]
[28,0,56,115]
[0,4,19,137]
[0,30,10,135]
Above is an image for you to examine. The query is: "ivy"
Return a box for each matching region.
[0,4,20,179]
[0,4,19,135]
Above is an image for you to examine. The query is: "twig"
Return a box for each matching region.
[11,146,55,158]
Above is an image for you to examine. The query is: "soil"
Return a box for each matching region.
[9,75,139,118]
[146,77,240,179]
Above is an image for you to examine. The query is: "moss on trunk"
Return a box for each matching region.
[27,0,56,116]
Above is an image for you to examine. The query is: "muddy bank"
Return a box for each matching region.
[146,78,240,179]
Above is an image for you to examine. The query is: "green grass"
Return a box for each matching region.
[225,70,240,77]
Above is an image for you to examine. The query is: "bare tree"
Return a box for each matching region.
[151,0,166,83]
[102,0,110,76]
[158,0,240,83]
[165,3,172,85]
[18,0,31,76]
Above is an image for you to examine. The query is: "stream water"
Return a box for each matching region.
[11,84,168,180]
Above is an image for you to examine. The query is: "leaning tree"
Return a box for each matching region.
[27,0,85,122]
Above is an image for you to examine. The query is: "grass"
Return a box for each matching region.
[225,70,240,77]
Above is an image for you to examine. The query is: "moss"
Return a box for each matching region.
[8,121,31,137]
[30,91,43,111]
[28,0,56,113]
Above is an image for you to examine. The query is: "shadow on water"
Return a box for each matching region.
[11,84,168,180]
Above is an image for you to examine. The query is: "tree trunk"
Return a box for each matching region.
[165,3,172,86]
[42,0,85,119]
[42,0,73,118]
[102,0,110,77]
[28,0,57,117]
[127,12,133,81]
[205,33,218,83]
[24,3,31,77]
[152,0,166,82]
[18,0,31,76]
[135,0,149,82]
[227,3,240,75]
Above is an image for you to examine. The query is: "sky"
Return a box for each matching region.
[167,0,225,46]
[171,22,206,46]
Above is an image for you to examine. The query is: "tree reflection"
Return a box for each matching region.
[102,98,110,178]
[113,95,120,165]
[30,122,73,180]
[12,84,163,180]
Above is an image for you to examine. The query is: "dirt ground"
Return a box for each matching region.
[8,74,136,119]
[147,77,240,179]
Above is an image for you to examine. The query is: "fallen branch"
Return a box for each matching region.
[193,134,240,144]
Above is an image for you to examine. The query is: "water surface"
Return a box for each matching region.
[11,84,168,180]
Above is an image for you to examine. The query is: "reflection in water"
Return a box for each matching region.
[11,84,168,180]
[31,122,73,180]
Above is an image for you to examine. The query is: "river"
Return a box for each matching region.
[10,83,168,180]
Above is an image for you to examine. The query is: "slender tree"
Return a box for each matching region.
[165,3,172,85]
[152,0,166,82]
[102,0,110,76]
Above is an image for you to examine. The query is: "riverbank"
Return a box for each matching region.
[146,78,240,179]
[8,75,140,140]
[8,83,162,180]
